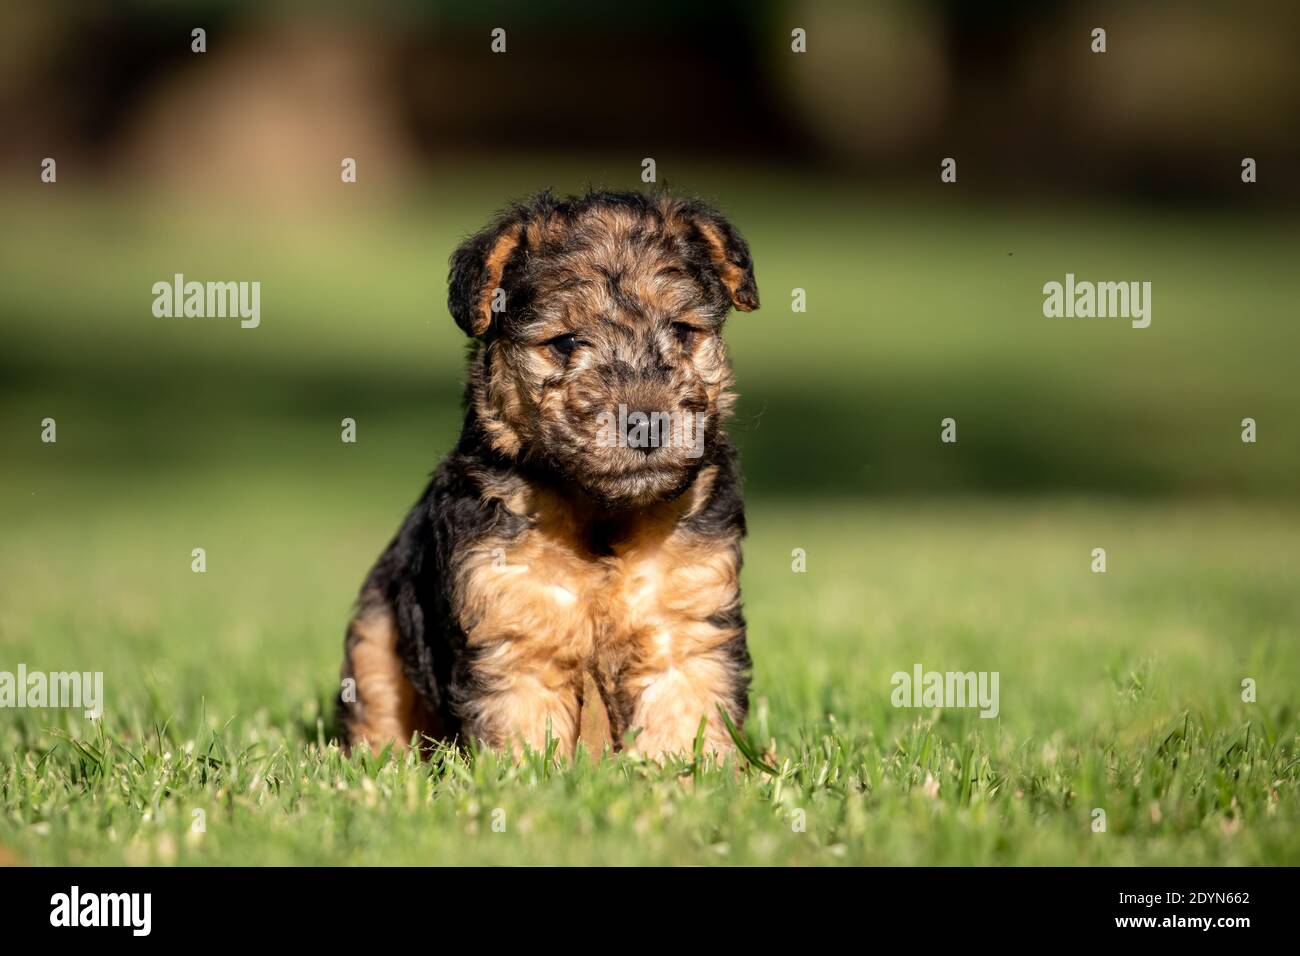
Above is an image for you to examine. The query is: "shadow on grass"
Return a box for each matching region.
[5,343,1294,499]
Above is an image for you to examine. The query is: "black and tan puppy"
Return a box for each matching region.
[338,190,758,759]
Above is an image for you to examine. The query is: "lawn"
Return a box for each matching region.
[1,166,1297,864]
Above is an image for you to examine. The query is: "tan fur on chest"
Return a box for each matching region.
[455,468,741,755]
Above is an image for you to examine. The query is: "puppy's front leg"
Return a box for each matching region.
[461,645,582,757]
[616,526,750,760]
[625,640,746,760]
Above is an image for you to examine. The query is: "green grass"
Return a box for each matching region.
[1,490,1297,865]
[1,167,1298,864]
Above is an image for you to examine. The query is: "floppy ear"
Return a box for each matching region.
[447,219,525,337]
[680,203,759,312]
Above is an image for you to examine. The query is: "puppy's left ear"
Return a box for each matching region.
[680,203,760,313]
[447,218,525,337]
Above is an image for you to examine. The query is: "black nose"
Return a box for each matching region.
[625,409,658,455]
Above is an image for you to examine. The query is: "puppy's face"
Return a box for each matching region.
[450,193,759,508]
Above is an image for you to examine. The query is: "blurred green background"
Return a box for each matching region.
[1,1,1298,864]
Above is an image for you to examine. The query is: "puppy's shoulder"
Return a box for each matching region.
[682,439,745,540]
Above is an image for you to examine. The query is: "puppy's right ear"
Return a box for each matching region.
[447,219,525,338]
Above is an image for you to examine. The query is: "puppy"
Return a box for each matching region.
[337,190,759,759]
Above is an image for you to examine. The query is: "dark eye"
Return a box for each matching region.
[672,322,698,346]
[546,333,580,358]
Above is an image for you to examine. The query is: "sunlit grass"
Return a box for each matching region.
[2,485,1296,864]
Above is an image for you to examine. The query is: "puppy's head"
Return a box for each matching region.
[449,191,759,508]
